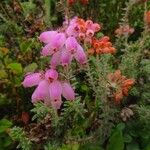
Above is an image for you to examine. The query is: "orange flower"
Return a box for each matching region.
[144,11,150,26]
[115,25,134,36]
[114,91,123,103]
[108,70,135,103]
[90,36,116,55]
[87,48,95,55]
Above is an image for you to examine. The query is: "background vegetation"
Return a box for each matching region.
[0,0,150,150]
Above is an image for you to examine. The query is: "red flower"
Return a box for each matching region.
[67,0,76,6]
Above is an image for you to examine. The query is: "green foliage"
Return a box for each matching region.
[107,129,124,150]
[10,127,32,150]
[31,102,59,126]
[0,0,150,149]
[0,119,13,150]
[0,119,12,133]
[7,62,23,74]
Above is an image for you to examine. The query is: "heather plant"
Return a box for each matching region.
[0,0,150,150]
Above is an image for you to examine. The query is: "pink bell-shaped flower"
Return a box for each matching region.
[50,33,66,53]
[39,31,58,44]
[62,82,75,100]
[49,80,62,102]
[51,99,62,109]
[86,29,94,38]
[75,45,87,64]
[61,48,72,66]
[50,51,61,69]
[41,43,54,56]
[45,69,58,82]
[41,33,66,56]
[65,37,79,54]
[22,73,42,87]
[31,80,50,103]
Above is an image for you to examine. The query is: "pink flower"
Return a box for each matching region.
[92,23,101,32]
[65,37,79,54]
[51,99,62,109]
[32,80,50,103]
[66,25,79,37]
[49,80,62,102]
[22,73,42,87]
[74,45,87,64]
[41,33,66,56]
[85,20,93,29]
[45,69,58,82]
[39,31,58,44]
[62,82,75,100]
[41,43,54,56]
[86,29,94,38]
[23,68,76,109]
[61,48,72,66]
[79,33,86,40]
[50,51,61,69]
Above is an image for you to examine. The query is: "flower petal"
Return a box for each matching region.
[22,73,41,87]
[65,37,79,54]
[41,43,54,56]
[61,48,72,66]
[49,80,62,101]
[51,33,66,52]
[45,69,58,81]
[31,80,50,103]
[74,45,87,64]
[51,98,62,109]
[62,82,75,100]
[50,51,61,68]
[39,31,58,44]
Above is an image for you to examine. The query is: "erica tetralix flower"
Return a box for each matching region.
[22,69,75,109]
[107,70,135,103]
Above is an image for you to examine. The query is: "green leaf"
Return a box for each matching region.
[117,123,125,131]
[7,63,22,74]
[0,70,8,79]
[0,119,12,133]
[126,142,140,150]
[24,63,38,73]
[123,134,132,143]
[79,143,103,150]
[145,142,150,150]
[107,130,124,150]
[20,39,33,53]
[0,134,12,148]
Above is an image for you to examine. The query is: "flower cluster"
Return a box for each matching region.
[107,70,135,103]
[67,0,89,6]
[39,31,87,68]
[23,17,98,109]
[23,69,75,109]
[115,25,134,36]
[87,36,116,55]
[66,17,101,44]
